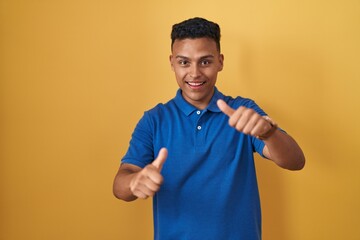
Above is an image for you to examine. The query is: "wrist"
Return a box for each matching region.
[257,116,278,140]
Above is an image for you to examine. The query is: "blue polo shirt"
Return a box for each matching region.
[122,87,267,240]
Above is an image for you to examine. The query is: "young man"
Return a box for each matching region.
[113,17,305,240]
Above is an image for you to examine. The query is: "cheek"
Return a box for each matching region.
[174,68,187,79]
[204,69,218,79]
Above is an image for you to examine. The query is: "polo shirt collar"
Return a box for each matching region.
[173,87,225,116]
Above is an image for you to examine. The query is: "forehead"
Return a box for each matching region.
[171,38,219,56]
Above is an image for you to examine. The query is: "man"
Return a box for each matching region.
[113,17,305,240]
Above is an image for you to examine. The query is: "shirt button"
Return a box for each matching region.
[196,110,201,115]
[197,126,202,130]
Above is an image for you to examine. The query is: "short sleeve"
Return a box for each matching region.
[252,136,266,158]
[121,112,155,168]
[244,99,287,158]
[239,98,267,157]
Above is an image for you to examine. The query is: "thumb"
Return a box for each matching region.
[152,148,168,171]
[217,99,235,117]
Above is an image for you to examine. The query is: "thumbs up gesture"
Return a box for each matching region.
[129,148,168,199]
[217,99,273,139]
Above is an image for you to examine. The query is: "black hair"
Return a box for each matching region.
[171,17,221,51]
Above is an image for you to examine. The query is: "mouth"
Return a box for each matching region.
[186,81,206,89]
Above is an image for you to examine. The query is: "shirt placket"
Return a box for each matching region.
[194,110,206,151]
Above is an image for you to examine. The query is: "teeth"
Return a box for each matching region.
[188,82,204,86]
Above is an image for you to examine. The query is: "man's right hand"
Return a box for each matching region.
[129,148,168,199]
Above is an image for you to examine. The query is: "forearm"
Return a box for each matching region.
[263,130,305,170]
[113,168,138,202]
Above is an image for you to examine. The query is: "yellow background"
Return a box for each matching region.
[1,0,359,239]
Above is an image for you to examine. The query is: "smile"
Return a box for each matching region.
[186,81,206,87]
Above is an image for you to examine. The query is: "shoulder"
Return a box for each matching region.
[221,93,266,116]
[143,99,177,119]
[225,95,258,109]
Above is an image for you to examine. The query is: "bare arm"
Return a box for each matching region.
[113,163,142,202]
[113,148,168,202]
[217,99,305,170]
[262,129,305,170]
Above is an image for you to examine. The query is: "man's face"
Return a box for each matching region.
[170,37,224,110]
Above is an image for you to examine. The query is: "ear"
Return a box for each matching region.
[218,54,224,71]
[169,55,175,71]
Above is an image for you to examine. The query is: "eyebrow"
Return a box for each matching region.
[175,55,215,60]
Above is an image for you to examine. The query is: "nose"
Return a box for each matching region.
[189,64,201,78]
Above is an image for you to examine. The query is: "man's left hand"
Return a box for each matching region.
[217,99,272,138]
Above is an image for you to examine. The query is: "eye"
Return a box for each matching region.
[200,59,211,66]
[178,60,189,66]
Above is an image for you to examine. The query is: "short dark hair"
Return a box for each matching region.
[171,17,221,52]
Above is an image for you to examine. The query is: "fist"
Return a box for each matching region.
[129,148,168,199]
[217,99,272,138]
